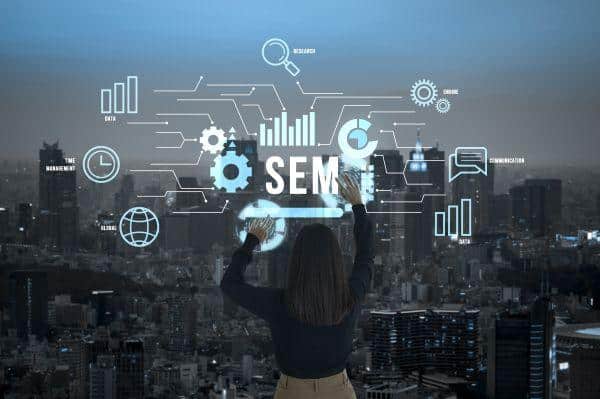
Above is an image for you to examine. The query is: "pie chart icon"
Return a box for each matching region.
[337,118,378,159]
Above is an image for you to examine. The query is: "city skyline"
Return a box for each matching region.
[2,2,600,398]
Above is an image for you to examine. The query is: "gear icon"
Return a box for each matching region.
[410,79,438,107]
[210,144,252,192]
[199,126,227,154]
[435,98,451,114]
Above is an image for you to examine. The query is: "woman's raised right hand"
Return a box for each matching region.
[336,173,363,206]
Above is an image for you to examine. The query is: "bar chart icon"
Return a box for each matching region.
[259,111,316,147]
[434,198,472,237]
[100,75,138,114]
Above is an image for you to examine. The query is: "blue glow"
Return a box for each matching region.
[576,328,600,336]
[238,199,286,252]
[243,207,343,218]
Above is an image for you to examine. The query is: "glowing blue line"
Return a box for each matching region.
[242,207,344,219]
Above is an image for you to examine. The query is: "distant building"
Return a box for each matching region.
[9,271,48,340]
[38,141,78,251]
[361,382,419,399]
[491,193,512,228]
[510,179,562,236]
[487,298,555,399]
[81,337,110,398]
[113,174,134,213]
[407,136,445,262]
[371,149,404,193]
[17,202,33,242]
[370,307,479,381]
[180,362,199,393]
[167,296,197,353]
[90,354,116,399]
[116,339,144,399]
[556,323,600,399]
[0,206,9,240]
[90,290,115,327]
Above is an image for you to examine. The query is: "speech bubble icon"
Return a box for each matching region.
[448,147,488,182]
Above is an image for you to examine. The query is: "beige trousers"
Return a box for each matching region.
[273,369,357,399]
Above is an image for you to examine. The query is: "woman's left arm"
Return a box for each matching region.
[220,220,280,321]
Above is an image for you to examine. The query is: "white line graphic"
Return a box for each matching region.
[154,76,204,93]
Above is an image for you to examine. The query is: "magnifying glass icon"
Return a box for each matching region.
[261,38,301,77]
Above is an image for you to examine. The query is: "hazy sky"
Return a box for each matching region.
[2,0,600,166]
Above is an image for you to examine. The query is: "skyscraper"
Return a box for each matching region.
[90,354,117,399]
[9,271,48,340]
[510,179,562,236]
[370,150,406,257]
[370,307,479,381]
[81,337,110,398]
[0,206,9,240]
[116,339,144,399]
[38,141,78,251]
[167,296,197,353]
[17,202,33,243]
[406,138,445,262]
[113,174,134,213]
[487,298,555,399]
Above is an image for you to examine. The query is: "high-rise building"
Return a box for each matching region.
[406,137,445,262]
[556,323,600,399]
[491,193,512,228]
[116,339,144,399]
[80,337,110,397]
[56,337,82,380]
[371,149,404,194]
[370,150,407,258]
[510,179,562,236]
[487,298,555,399]
[167,296,197,353]
[0,206,9,240]
[90,354,116,399]
[96,212,118,255]
[17,202,33,242]
[113,174,134,213]
[370,307,479,381]
[91,290,116,327]
[9,271,49,340]
[38,141,78,251]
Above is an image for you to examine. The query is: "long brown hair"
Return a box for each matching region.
[285,223,354,325]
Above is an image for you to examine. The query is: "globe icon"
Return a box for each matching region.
[119,207,160,248]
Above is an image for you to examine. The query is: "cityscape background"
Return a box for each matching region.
[2,1,600,399]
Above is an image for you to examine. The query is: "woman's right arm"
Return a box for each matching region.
[336,174,375,302]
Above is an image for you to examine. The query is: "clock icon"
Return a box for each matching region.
[82,145,120,183]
